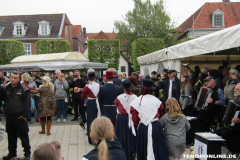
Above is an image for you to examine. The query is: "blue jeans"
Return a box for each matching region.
[33,96,39,119]
[56,99,67,119]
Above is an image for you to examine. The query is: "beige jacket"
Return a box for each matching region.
[224,78,240,100]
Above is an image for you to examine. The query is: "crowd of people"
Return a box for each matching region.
[0,63,240,160]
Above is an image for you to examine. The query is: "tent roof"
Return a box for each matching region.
[11,52,88,64]
[138,24,240,65]
[0,61,108,72]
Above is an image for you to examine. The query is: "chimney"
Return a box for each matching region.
[83,27,86,38]
[113,28,114,33]
[223,0,230,3]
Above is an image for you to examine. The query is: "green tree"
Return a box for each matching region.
[115,0,176,58]
[181,37,195,43]
[132,38,165,71]
[35,40,71,54]
[0,40,25,65]
[88,39,120,69]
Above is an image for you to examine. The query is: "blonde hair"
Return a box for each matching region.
[22,73,31,82]
[90,117,114,160]
[165,98,183,118]
[50,141,61,160]
[58,73,65,81]
[42,79,54,92]
[32,143,57,160]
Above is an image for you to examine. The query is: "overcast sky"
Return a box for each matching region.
[0,0,239,33]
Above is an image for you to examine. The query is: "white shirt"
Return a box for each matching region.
[168,78,175,98]
[107,82,113,84]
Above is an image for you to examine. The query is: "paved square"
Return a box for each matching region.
[0,115,237,160]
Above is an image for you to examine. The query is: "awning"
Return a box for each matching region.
[0,61,108,72]
[137,24,240,65]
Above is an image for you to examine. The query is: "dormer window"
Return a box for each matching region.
[212,9,225,27]
[12,21,28,36]
[38,20,52,35]
[0,24,4,36]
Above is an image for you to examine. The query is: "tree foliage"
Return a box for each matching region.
[180,37,195,43]
[115,0,176,57]
[132,38,165,71]
[88,39,120,70]
[0,40,25,65]
[35,40,71,54]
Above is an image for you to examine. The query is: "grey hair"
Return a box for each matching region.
[87,68,95,73]
[230,69,239,77]
[55,70,61,74]
[108,68,117,75]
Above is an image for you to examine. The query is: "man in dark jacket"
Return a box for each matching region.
[69,70,86,123]
[197,76,225,132]
[108,68,123,87]
[216,84,240,155]
[159,69,181,106]
[0,71,4,119]
[151,71,160,99]
[0,71,31,160]
[98,71,122,126]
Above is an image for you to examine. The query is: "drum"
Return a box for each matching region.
[223,100,240,130]
[195,87,213,110]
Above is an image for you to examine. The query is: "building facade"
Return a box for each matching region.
[0,13,84,55]
[177,0,240,41]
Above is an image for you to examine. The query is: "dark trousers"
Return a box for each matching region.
[183,104,196,144]
[73,98,86,121]
[216,128,240,153]
[6,115,31,156]
[197,111,211,132]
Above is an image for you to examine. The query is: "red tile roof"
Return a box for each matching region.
[72,25,81,38]
[177,2,240,39]
[87,31,117,40]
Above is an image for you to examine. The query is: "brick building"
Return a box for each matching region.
[177,0,240,41]
[0,13,84,55]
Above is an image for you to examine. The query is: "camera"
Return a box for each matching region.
[74,75,79,78]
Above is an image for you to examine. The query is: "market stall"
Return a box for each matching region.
[137,24,240,76]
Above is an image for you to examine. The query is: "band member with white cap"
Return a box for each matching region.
[130,78,169,160]
[80,72,101,144]
[114,79,138,160]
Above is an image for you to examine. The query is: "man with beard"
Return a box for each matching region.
[216,83,240,156]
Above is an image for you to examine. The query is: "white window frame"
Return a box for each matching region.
[212,9,225,27]
[0,25,4,36]
[13,21,26,36]
[23,43,31,56]
[38,20,51,35]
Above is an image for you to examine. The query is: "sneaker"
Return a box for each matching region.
[78,115,81,119]
[57,118,61,123]
[29,121,33,124]
[36,118,39,122]
[63,119,67,123]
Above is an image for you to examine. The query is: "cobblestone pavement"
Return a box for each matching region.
[0,115,238,160]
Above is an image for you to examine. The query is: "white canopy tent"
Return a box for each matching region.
[0,52,108,72]
[137,24,240,76]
